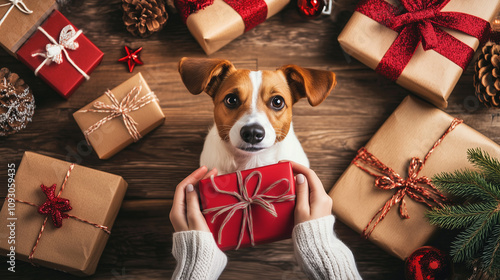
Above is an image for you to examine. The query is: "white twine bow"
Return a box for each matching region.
[0,0,32,27]
[32,25,90,80]
[203,170,295,250]
[81,86,159,143]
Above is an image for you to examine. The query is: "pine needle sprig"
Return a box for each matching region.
[426,148,500,278]
[469,147,500,184]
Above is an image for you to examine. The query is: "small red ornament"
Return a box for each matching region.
[405,246,452,280]
[118,46,143,72]
[297,0,325,20]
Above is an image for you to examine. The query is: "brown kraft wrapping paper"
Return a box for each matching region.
[0,151,128,276]
[185,0,289,55]
[73,72,165,159]
[329,96,500,260]
[337,0,500,108]
[0,0,57,56]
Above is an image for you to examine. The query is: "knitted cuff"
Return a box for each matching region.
[171,230,227,280]
[292,215,362,280]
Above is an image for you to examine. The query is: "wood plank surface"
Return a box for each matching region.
[0,1,495,279]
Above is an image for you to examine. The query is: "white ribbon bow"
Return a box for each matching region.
[32,25,90,80]
[0,0,32,27]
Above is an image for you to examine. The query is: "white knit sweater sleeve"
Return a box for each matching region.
[171,230,227,280]
[292,215,362,280]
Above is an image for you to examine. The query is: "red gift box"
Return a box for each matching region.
[16,10,103,99]
[199,162,296,251]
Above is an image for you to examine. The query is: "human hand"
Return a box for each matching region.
[169,166,218,232]
[287,161,333,225]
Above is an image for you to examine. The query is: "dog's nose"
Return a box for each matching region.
[240,124,265,144]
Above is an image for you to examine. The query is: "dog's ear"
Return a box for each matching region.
[178,57,236,97]
[279,65,336,106]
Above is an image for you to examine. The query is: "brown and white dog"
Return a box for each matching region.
[178,57,336,174]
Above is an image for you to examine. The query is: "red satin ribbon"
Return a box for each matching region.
[353,118,463,238]
[176,0,268,32]
[356,0,491,81]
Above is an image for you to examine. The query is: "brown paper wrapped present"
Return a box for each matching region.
[0,0,57,56]
[328,96,500,260]
[176,0,289,55]
[0,152,128,276]
[338,0,500,108]
[73,72,165,159]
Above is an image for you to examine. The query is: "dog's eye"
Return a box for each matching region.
[224,94,240,109]
[270,96,285,110]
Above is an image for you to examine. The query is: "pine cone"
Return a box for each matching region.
[0,68,35,136]
[473,43,500,108]
[122,0,168,38]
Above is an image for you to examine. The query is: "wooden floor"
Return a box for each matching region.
[0,1,497,279]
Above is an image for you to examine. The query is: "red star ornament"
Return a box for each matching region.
[118,46,143,72]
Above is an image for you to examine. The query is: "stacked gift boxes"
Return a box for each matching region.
[0,3,103,99]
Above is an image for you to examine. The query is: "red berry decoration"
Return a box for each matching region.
[405,246,452,280]
[297,0,324,19]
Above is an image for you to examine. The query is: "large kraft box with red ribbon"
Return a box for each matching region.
[0,152,128,276]
[338,0,500,108]
[175,0,289,55]
[0,0,57,56]
[16,10,103,99]
[199,162,295,251]
[328,96,500,260]
[73,72,165,160]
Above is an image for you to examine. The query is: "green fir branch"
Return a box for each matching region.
[481,225,500,277]
[426,202,495,229]
[469,148,500,185]
[428,148,500,277]
[432,170,498,202]
[450,213,498,263]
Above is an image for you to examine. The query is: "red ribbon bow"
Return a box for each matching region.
[37,184,72,228]
[353,118,463,238]
[203,170,295,250]
[356,0,491,81]
[175,0,268,32]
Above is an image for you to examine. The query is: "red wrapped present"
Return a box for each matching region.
[199,162,296,251]
[16,10,103,99]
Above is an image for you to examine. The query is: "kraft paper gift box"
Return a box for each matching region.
[175,0,289,55]
[16,10,104,99]
[199,162,296,251]
[0,0,57,56]
[0,152,128,276]
[338,0,500,108]
[73,72,165,160]
[328,96,500,260]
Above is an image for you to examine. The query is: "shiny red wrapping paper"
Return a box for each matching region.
[199,162,295,251]
[16,10,103,99]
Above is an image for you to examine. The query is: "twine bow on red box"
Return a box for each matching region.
[31,25,90,80]
[11,164,110,263]
[176,0,268,32]
[203,170,295,250]
[353,118,463,238]
[356,0,491,81]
